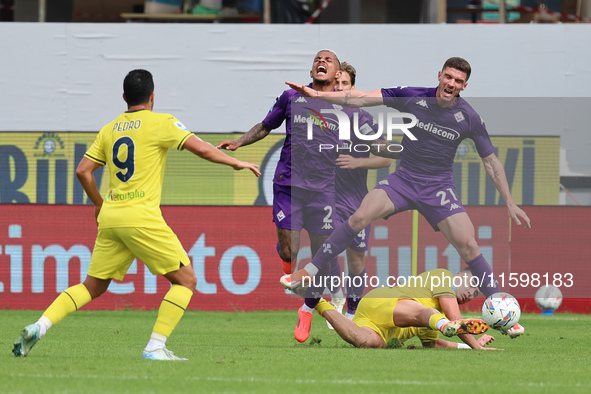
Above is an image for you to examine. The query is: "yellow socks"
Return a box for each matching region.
[152,284,193,338]
[428,312,447,330]
[315,299,336,316]
[43,283,92,326]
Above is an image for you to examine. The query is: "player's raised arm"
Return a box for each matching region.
[185,134,260,177]
[285,81,385,107]
[217,123,272,151]
[481,152,531,229]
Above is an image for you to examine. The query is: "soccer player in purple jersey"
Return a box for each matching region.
[295,63,393,336]
[284,57,531,338]
[325,63,392,327]
[218,50,349,342]
[218,49,341,272]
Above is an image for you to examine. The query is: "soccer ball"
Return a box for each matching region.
[481,292,521,331]
[535,285,563,313]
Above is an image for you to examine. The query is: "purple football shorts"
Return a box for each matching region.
[273,183,335,235]
[374,169,466,231]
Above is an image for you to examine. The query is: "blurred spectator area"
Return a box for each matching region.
[5,0,139,22]
[313,0,577,24]
[279,0,578,24]
[2,0,262,22]
[0,0,586,23]
[446,0,579,23]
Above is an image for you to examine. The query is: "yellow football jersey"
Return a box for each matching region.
[84,110,193,228]
[364,269,456,311]
[395,268,456,310]
[354,269,457,345]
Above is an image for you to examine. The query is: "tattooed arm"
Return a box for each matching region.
[217,123,272,151]
[285,82,384,108]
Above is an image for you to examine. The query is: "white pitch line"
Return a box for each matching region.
[463,314,590,322]
[9,373,591,389]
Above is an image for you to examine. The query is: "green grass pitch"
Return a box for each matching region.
[1,310,590,393]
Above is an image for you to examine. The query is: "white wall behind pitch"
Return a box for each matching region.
[1,23,590,173]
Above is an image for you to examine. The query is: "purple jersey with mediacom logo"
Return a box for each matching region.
[381,87,495,180]
[262,89,359,233]
[262,88,360,192]
[377,86,495,230]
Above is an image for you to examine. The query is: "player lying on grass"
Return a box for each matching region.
[313,268,499,350]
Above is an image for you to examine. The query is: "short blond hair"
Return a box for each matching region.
[340,62,356,86]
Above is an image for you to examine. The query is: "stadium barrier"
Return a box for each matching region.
[1,205,589,313]
[0,132,560,206]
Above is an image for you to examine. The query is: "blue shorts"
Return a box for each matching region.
[273,183,335,235]
[374,169,466,231]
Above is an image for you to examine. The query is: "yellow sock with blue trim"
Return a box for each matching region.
[428,312,448,331]
[315,299,336,316]
[43,283,92,326]
[152,284,193,338]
